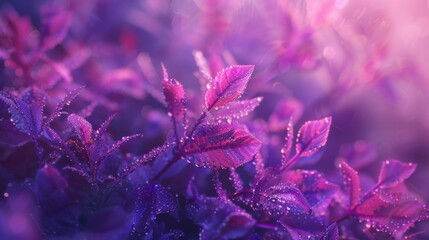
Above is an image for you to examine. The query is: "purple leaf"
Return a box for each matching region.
[162,66,186,121]
[209,97,263,123]
[322,224,339,240]
[93,113,117,143]
[120,143,170,177]
[338,162,361,208]
[281,170,338,213]
[45,86,84,125]
[296,117,332,157]
[336,141,377,170]
[189,196,255,240]
[269,98,303,131]
[131,184,177,238]
[205,65,254,110]
[36,165,68,193]
[378,160,416,188]
[183,123,261,169]
[0,91,43,137]
[281,120,294,164]
[67,114,92,144]
[278,207,325,236]
[93,133,143,167]
[253,170,313,216]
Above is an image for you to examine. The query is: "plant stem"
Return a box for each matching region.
[228,189,253,199]
[150,111,208,182]
[255,223,278,231]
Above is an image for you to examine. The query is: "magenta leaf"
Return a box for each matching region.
[378,160,416,188]
[209,97,263,123]
[338,162,361,208]
[183,123,261,169]
[40,7,71,51]
[281,120,294,164]
[296,117,332,157]
[189,196,255,240]
[67,114,92,144]
[356,187,428,238]
[205,65,254,110]
[162,66,186,121]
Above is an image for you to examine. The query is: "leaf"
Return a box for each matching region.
[205,65,254,110]
[209,97,263,123]
[45,86,84,125]
[281,121,294,164]
[355,187,428,238]
[296,117,332,157]
[93,113,117,143]
[253,171,312,217]
[0,91,43,137]
[162,65,186,120]
[278,207,325,236]
[130,184,177,238]
[119,143,170,177]
[338,162,361,208]
[93,133,143,167]
[67,114,92,144]
[322,224,339,240]
[183,123,261,169]
[189,196,255,240]
[36,165,68,193]
[377,160,416,188]
[281,170,338,213]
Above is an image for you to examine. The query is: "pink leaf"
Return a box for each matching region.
[338,162,361,208]
[356,187,428,238]
[183,124,261,169]
[67,114,92,144]
[205,65,254,110]
[162,66,186,120]
[296,117,332,157]
[378,160,416,188]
